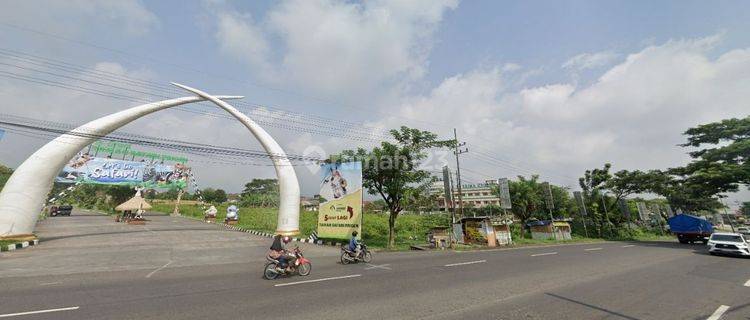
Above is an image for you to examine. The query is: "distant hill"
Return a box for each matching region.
[0,163,13,192]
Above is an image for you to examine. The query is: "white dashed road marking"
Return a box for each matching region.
[444,260,486,267]
[531,252,558,257]
[706,305,730,320]
[744,279,750,287]
[0,306,79,318]
[146,260,173,278]
[584,247,603,251]
[275,274,361,287]
[365,264,392,270]
[621,245,635,248]
[39,282,62,286]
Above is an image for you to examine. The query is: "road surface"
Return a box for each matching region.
[1,210,748,319]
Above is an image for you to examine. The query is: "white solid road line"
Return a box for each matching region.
[444,260,486,267]
[621,245,636,248]
[584,247,603,251]
[531,252,558,257]
[274,274,362,287]
[0,306,80,318]
[146,260,173,278]
[744,279,750,287]
[706,305,730,320]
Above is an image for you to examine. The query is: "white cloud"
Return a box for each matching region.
[388,34,750,187]
[562,51,619,71]
[0,0,159,37]
[212,0,458,102]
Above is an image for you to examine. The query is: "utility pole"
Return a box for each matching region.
[453,128,468,219]
[720,199,736,233]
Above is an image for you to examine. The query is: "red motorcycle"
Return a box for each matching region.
[263,246,312,280]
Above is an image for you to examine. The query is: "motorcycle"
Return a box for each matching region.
[340,243,372,264]
[263,246,312,280]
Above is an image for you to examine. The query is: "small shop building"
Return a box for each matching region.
[526,220,572,240]
[455,216,514,247]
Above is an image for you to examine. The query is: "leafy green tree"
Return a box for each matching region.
[241,179,279,207]
[338,126,453,248]
[202,188,227,204]
[505,175,544,232]
[0,163,12,192]
[678,116,750,195]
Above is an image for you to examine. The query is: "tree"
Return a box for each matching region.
[202,188,227,204]
[678,116,750,196]
[0,163,12,192]
[505,175,543,233]
[338,126,453,248]
[579,163,614,236]
[241,179,279,207]
[741,202,750,217]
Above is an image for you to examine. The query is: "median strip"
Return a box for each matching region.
[531,252,558,257]
[706,305,730,320]
[444,260,486,267]
[274,274,361,287]
[0,306,79,318]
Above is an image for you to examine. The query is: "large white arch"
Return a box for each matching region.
[0,86,299,238]
[172,83,300,236]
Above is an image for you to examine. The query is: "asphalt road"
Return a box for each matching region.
[1,211,749,320]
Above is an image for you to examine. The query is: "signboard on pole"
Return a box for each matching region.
[441,166,453,209]
[574,191,587,216]
[541,182,554,211]
[55,154,190,190]
[317,161,363,240]
[636,202,649,221]
[498,178,512,209]
[664,204,675,218]
[618,198,631,219]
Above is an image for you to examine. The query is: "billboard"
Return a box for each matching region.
[541,182,554,211]
[574,191,587,216]
[317,161,363,240]
[56,154,189,190]
[498,178,511,209]
[618,198,631,220]
[636,202,649,221]
[441,166,453,210]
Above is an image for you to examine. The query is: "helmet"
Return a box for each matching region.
[282,236,291,244]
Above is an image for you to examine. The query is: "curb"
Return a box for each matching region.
[1,239,39,252]
[178,215,343,248]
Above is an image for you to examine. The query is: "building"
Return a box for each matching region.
[429,176,501,209]
[526,220,572,241]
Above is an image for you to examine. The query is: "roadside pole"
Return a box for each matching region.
[721,199,736,233]
[452,129,467,219]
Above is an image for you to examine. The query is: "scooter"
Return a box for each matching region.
[340,243,372,264]
[263,246,312,280]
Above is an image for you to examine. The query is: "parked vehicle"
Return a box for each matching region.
[263,246,311,280]
[340,243,372,264]
[707,232,750,257]
[50,205,72,216]
[667,214,713,244]
[737,227,750,237]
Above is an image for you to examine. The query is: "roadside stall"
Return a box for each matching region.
[526,220,572,240]
[457,216,515,247]
[115,196,152,225]
[426,226,451,249]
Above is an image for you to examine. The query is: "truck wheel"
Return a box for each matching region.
[678,239,688,244]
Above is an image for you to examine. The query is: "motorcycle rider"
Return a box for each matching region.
[269,235,295,273]
[348,231,360,258]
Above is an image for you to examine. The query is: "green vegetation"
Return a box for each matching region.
[0,240,20,251]
[337,126,454,248]
[0,163,13,192]
[151,202,450,250]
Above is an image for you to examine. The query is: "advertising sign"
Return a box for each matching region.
[498,178,512,209]
[541,182,554,211]
[636,202,649,221]
[91,141,188,163]
[317,161,363,240]
[618,198,631,220]
[574,191,587,216]
[441,166,453,209]
[56,154,189,190]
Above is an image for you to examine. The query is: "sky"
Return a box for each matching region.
[0,0,748,207]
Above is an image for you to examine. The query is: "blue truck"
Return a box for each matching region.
[667,214,713,244]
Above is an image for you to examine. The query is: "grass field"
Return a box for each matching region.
[150,203,450,250]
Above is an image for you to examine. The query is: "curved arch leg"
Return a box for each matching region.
[0,95,241,237]
[172,83,301,236]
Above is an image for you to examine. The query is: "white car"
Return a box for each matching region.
[707,232,750,257]
[737,227,750,236]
